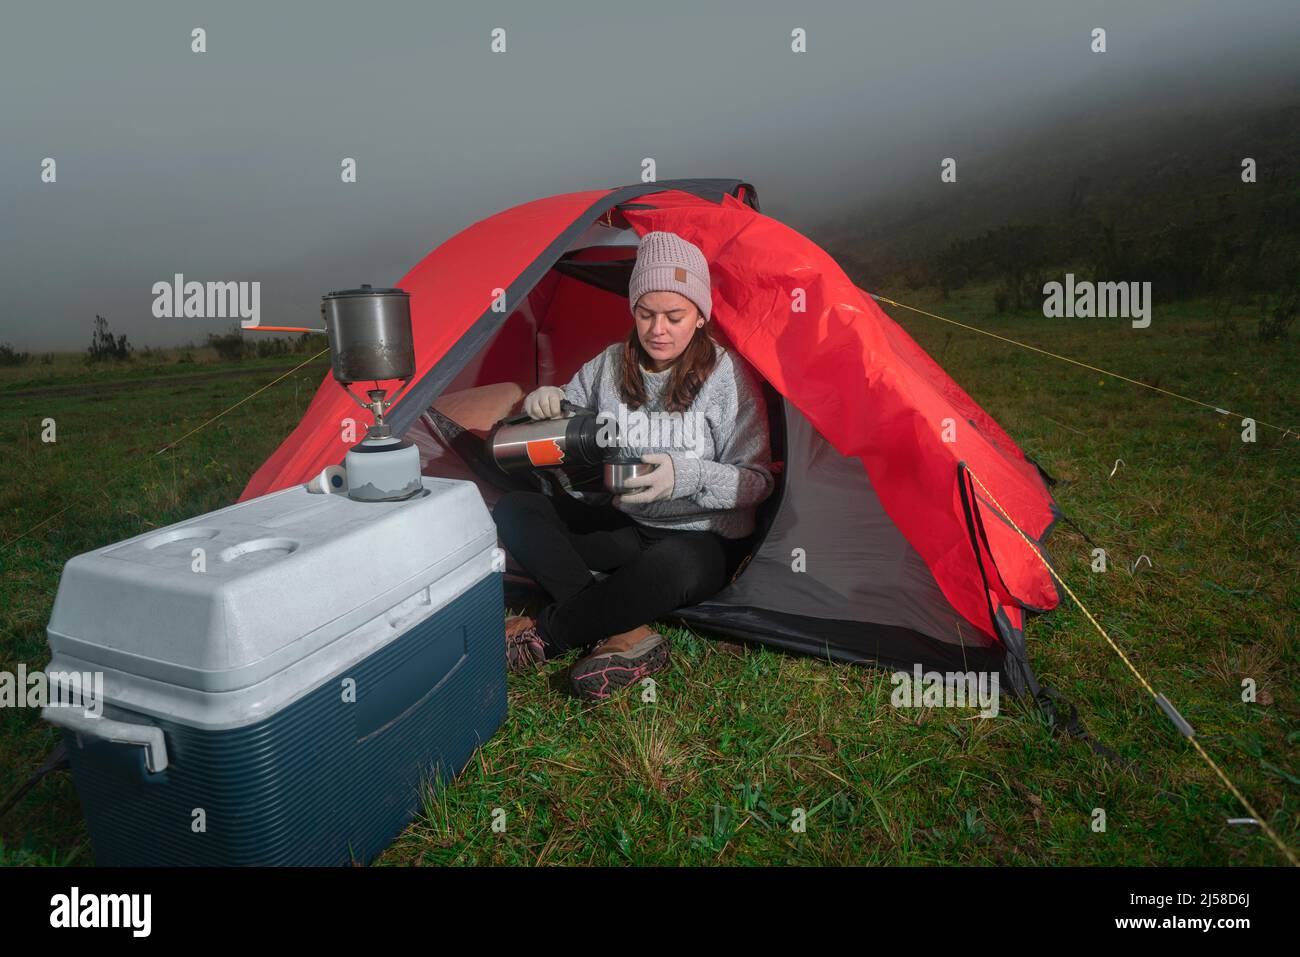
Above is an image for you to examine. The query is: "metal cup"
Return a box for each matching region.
[604,458,655,494]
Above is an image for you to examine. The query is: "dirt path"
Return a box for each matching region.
[5,362,331,400]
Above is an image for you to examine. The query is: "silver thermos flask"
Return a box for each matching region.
[486,401,656,492]
[487,400,604,472]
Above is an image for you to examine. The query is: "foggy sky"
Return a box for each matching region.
[1,0,1297,350]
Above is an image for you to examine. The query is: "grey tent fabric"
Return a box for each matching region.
[704,402,994,650]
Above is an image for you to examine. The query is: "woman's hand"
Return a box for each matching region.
[523,386,566,420]
[616,452,675,504]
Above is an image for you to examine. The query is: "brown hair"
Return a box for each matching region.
[617,310,719,413]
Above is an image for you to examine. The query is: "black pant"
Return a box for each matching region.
[492,489,752,655]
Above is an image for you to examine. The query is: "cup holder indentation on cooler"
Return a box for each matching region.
[141,527,222,550]
[218,538,300,564]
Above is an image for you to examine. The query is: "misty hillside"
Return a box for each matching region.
[816,96,1300,319]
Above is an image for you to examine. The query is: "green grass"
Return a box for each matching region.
[0,344,321,391]
[1,291,1296,865]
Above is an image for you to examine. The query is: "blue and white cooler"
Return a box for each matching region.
[41,476,506,866]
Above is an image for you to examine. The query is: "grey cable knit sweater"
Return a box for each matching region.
[561,340,775,539]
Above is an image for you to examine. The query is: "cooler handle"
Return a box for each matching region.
[42,706,169,773]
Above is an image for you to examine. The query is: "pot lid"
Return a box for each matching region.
[324,284,408,299]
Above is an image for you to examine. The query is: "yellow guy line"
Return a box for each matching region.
[874,294,1297,439]
[1,349,329,552]
[964,465,1297,866]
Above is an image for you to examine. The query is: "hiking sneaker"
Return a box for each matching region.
[569,632,671,701]
[505,616,547,673]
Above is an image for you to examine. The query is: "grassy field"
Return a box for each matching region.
[1,293,1296,866]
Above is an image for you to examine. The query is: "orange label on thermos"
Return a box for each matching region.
[526,439,565,467]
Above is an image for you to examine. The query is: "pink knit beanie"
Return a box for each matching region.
[627,231,713,321]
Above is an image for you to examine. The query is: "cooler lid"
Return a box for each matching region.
[45,477,495,693]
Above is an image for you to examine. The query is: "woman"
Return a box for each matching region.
[492,230,775,701]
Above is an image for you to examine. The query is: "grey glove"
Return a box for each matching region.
[523,386,566,420]
[615,452,676,504]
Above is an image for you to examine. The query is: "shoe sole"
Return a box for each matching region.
[569,634,670,701]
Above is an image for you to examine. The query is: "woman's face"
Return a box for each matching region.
[633,291,702,370]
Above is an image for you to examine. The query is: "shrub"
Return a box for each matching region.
[0,342,30,366]
[207,327,247,361]
[255,336,291,359]
[295,332,328,354]
[1258,282,1297,343]
[87,315,132,362]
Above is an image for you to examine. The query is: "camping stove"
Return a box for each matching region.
[322,285,422,502]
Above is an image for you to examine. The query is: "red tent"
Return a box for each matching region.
[242,179,1061,694]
